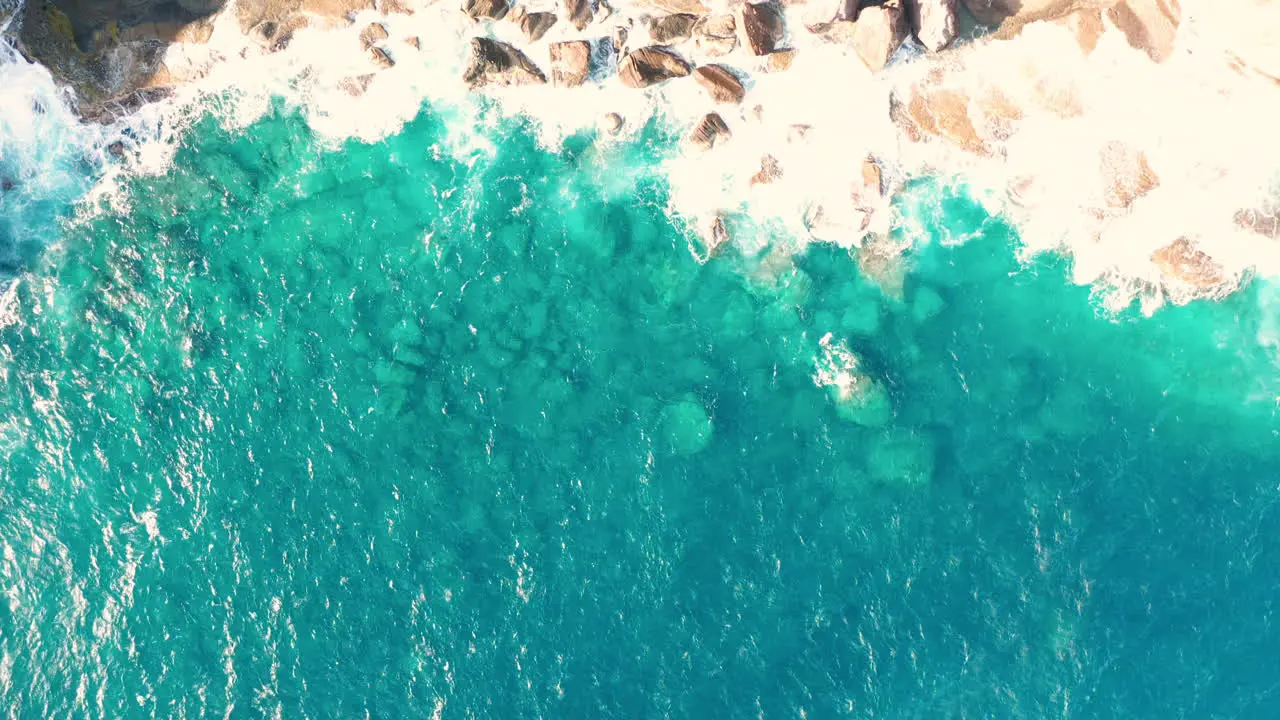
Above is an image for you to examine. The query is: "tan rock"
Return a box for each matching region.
[891,85,988,155]
[1107,0,1180,63]
[549,40,592,87]
[689,112,732,150]
[618,46,691,88]
[1235,207,1279,239]
[763,48,796,72]
[694,14,737,55]
[464,37,548,88]
[850,1,907,72]
[378,0,413,13]
[960,0,1116,27]
[359,22,389,49]
[693,64,746,104]
[740,0,785,56]
[1099,142,1158,209]
[861,156,883,195]
[649,13,699,44]
[751,154,782,184]
[340,73,375,96]
[1151,238,1227,288]
[404,36,421,49]
[521,12,558,42]
[1050,8,1106,54]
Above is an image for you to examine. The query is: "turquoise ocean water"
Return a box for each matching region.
[3,95,1280,717]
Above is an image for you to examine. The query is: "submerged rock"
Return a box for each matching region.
[693,64,745,104]
[549,40,592,87]
[867,428,936,487]
[661,397,715,456]
[618,46,691,88]
[689,112,732,150]
[649,13,699,44]
[464,37,548,88]
[813,333,892,427]
[740,0,785,56]
[907,0,958,52]
[1099,141,1159,209]
[694,14,737,55]
[1151,238,1228,289]
[521,11,558,41]
[463,0,511,21]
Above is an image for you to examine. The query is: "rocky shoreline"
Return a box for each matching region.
[4,0,1280,304]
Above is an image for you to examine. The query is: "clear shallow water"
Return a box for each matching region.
[2,100,1280,718]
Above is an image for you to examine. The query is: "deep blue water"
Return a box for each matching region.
[2,100,1280,718]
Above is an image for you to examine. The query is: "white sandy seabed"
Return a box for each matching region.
[3,0,1280,315]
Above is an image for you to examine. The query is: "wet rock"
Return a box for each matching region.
[464,37,548,88]
[1107,0,1180,63]
[960,0,1111,27]
[601,112,625,134]
[359,22,389,48]
[521,11,558,41]
[649,13,699,44]
[788,124,812,143]
[850,1,907,72]
[379,0,412,13]
[689,112,731,150]
[612,25,630,53]
[1051,8,1107,54]
[693,64,745,104]
[739,0,785,56]
[891,77,1010,156]
[907,0,958,52]
[404,36,421,49]
[763,48,796,72]
[1151,238,1227,289]
[694,14,737,55]
[595,0,615,22]
[1099,142,1159,209]
[106,141,127,157]
[618,46,691,88]
[564,0,597,30]
[369,46,395,68]
[249,20,284,49]
[0,177,13,192]
[661,397,714,456]
[861,155,883,195]
[549,40,592,87]
[463,0,510,21]
[750,154,782,185]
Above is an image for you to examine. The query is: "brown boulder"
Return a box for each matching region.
[740,0,785,55]
[521,12,558,41]
[890,85,987,155]
[369,46,395,68]
[1151,238,1227,288]
[763,48,796,72]
[549,40,593,87]
[618,46,691,88]
[564,0,596,30]
[359,22,389,49]
[1107,0,1180,62]
[463,0,510,21]
[851,1,907,72]
[689,113,732,150]
[694,14,737,55]
[601,112,625,134]
[649,13,699,44]
[1099,142,1158,209]
[463,37,548,88]
[693,64,746,104]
